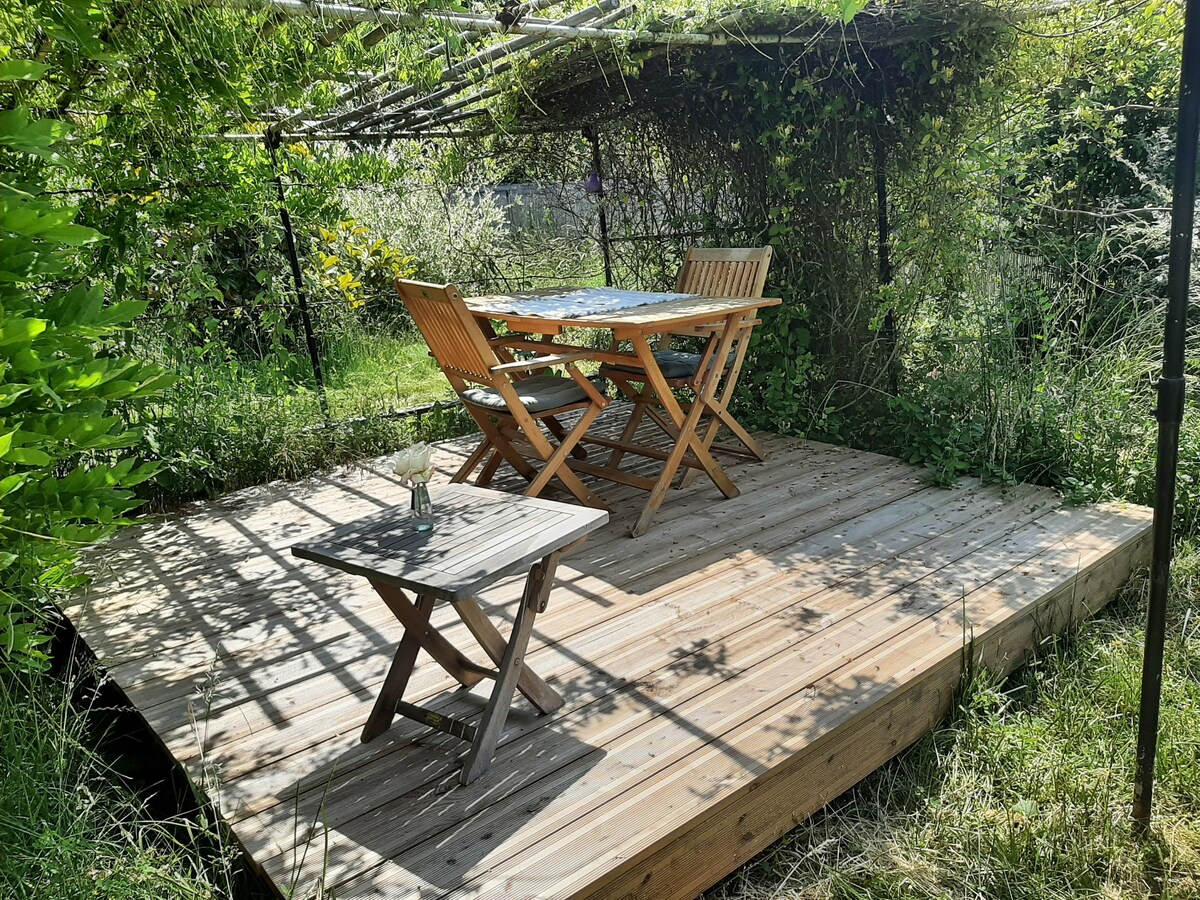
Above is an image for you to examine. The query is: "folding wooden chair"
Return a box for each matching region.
[397,279,610,508]
[599,247,773,476]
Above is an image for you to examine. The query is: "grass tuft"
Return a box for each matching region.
[0,668,239,900]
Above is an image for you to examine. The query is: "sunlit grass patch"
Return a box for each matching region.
[0,671,237,900]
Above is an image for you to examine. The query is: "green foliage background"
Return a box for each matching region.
[1,0,1197,897]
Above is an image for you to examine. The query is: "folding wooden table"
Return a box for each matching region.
[466,289,782,536]
[291,484,608,784]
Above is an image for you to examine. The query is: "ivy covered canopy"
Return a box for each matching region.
[186,0,1025,428]
[197,0,1029,141]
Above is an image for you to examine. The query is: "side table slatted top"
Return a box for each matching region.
[292,484,608,601]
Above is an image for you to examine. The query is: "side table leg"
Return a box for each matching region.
[362,593,434,742]
[460,555,557,785]
[455,596,563,715]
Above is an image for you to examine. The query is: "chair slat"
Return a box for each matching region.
[676,247,772,299]
[397,279,497,383]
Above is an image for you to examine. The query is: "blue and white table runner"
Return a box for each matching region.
[478,287,695,320]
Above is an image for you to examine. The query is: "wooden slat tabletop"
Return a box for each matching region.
[465,288,781,335]
[291,484,608,600]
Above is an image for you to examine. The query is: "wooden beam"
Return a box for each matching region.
[202,0,851,46]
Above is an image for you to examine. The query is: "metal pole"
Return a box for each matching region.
[265,129,331,421]
[585,125,614,287]
[875,132,898,394]
[1132,0,1199,828]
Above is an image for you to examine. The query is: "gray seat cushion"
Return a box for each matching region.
[461,374,605,413]
[604,349,702,380]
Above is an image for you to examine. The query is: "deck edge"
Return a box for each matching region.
[581,520,1152,900]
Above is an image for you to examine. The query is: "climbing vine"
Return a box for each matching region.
[482,4,1009,430]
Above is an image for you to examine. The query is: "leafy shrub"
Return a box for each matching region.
[1,66,169,671]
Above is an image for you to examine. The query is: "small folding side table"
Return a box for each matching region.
[292,483,607,785]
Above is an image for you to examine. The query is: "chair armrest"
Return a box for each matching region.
[490,351,597,374]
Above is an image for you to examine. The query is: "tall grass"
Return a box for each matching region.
[140,323,471,507]
[0,669,238,900]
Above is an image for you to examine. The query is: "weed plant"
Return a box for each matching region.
[0,669,239,899]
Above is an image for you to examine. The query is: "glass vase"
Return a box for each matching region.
[411,481,434,532]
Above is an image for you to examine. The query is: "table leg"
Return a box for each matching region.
[460,553,559,785]
[454,595,563,715]
[371,582,487,689]
[361,593,434,742]
[628,329,738,537]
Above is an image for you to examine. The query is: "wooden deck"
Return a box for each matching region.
[67,418,1152,899]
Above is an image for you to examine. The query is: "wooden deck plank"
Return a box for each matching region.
[141,451,921,772]
[67,430,1152,900]
[324,505,1145,897]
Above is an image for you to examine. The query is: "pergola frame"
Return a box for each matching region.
[207,0,1191,832]
[210,0,1047,144]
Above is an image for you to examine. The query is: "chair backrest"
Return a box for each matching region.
[676,246,773,298]
[396,279,498,385]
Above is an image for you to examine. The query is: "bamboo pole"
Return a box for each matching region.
[364,5,633,133]
[298,0,620,135]
[304,0,566,125]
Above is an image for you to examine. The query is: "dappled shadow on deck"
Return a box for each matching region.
[66,411,1153,899]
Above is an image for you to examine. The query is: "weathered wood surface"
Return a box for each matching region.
[296,485,602,784]
[293,483,607,601]
[67,411,1151,899]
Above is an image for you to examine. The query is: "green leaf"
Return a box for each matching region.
[3,447,52,467]
[0,317,48,347]
[838,0,868,22]
[0,60,50,82]
[0,110,71,161]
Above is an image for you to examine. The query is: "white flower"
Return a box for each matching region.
[393,448,417,482]
[392,442,433,483]
[409,442,433,482]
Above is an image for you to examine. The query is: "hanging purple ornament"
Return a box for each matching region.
[584,171,603,195]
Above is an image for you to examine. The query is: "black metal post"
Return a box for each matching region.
[584,125,614,287]
[265,129,331,421]
[876,132,898,393]
[1132,0,1200,829]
